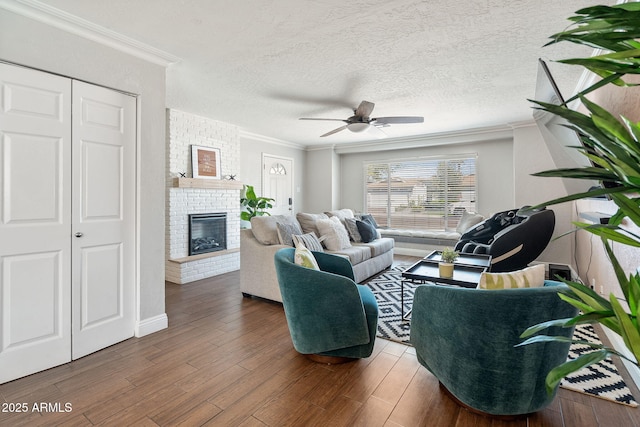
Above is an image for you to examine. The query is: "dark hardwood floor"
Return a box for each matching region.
[1,258,640,426]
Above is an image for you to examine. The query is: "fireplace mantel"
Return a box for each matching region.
[173,178,243,190]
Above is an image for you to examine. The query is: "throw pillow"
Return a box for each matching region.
[276,221,303,246]
[250,215,299,245]
[344,217,362,243]
[294,244,320,270]
[325,209,355,224]
[316,216,352,251]
[359,214,379,229]
[292,232,324,252]
[456,211,485,234]
[477,264,545,290]
[296,212,329,236]
[356,219,377,243]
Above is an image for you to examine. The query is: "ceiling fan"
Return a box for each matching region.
[299,100,424,137]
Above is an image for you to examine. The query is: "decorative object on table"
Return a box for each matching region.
[240,184,274,221]
[438,247,458,278]
[179,172,186,178]
[191,145,221,179]
[225,174,237,180]
[519,3,640,395]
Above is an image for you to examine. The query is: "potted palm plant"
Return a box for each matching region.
[439,247,458,278]
[519,3,640,394]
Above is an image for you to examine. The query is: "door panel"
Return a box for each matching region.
[262,155,293,216]
[0,63,72,383]
[80,243,122,327]
[71,80,135,360]
[82,141,122,220]
[4,252,62,343]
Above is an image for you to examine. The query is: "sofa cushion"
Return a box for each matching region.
[356,237,395,258]
[356,219,377,243]
[276,221,303,246]
[251,215,299,245]
[325,209,355,224]
[328,245,371,265]
[358,213,379,228]
[477,264,545,290]
[292,232,324,252]
[296,212,329,236]
[344,217,362,243]
[316,216,352,251]
[294,245,320,270]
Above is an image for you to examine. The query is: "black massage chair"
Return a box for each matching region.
[454,207,555,272]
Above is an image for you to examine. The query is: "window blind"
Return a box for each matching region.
[364,157,477,231]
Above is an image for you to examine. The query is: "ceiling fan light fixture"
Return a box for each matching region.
[347,122,370,133]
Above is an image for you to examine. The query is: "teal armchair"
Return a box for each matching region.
[410,281,578,417]
[273,248,378,362]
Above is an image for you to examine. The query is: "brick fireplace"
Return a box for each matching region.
[165,109,241,284]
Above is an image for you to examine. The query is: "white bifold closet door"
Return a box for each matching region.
[0,63,135,383]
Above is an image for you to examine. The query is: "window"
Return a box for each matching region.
[364,156,477,231]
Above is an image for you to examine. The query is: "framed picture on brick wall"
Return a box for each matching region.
[191,145,221,179]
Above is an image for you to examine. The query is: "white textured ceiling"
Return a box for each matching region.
[35,0,601,146]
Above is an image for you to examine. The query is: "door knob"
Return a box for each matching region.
[75,232,83,238]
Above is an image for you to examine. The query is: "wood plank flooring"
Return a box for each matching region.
[2,260,640,426]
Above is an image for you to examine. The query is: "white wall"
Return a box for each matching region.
[239,133,306,214]
[0,9,166,332]
[305,147,338,212]
[513,123,573,266]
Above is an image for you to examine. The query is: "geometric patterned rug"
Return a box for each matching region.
[562,323,638,407]
[365,265,638,407]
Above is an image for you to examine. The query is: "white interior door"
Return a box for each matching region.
[262,154,293,216]
[71,81,136,359]
[0,63,72,383]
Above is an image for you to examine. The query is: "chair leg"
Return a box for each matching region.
[304,354,356,364]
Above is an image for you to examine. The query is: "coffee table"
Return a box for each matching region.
[400,251,492,319]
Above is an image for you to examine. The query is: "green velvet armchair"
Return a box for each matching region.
[273,248,378,362]
[410,281,578,417]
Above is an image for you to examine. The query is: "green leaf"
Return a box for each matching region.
[610,193,640,228]
[610,294,640,361]
[245,185,257,200]
[575,223,640,247]
[545,350,610,395]
[519,318,574,338]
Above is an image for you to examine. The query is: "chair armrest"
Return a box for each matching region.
[312,251,356,281]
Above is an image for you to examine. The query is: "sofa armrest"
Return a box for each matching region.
[240,229,289,302]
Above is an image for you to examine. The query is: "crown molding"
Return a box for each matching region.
[330,125,514,154]
[0,0,181,66]
[239,130,306,150]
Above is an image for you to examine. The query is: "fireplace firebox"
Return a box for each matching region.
[189,213,227,256]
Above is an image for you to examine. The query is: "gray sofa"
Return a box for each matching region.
[240,210,394,302]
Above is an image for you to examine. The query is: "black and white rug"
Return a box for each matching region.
[364,265,638,407]
[562,323,637,407]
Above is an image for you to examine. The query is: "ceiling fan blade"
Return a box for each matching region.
[355,100,375,118]
[321,125,347,137]
[372,116,424,125]
[299,117,346,122]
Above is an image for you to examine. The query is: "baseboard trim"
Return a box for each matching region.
[135,313,168,337]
